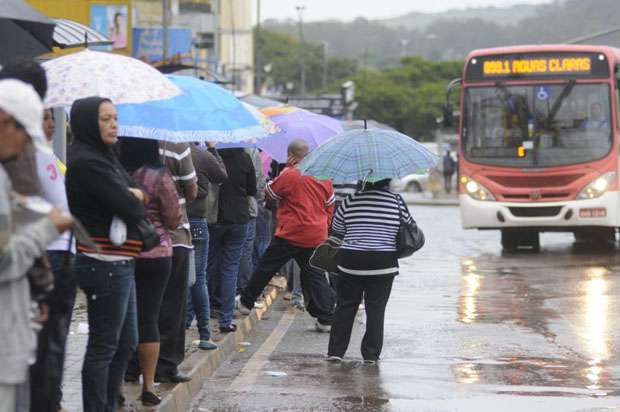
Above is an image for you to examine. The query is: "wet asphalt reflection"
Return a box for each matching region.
[192,206,620,411]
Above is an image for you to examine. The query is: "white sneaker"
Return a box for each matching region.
[315,320,331,333]
[235,296,252,315]
[363,359,377,365]
[326,355,343,362]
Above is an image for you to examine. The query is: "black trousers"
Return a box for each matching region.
[30,251,76,412]
[156,247,190,378]
[126,257,173,377]
[241,237,335,324]
[327,273,395,361]
[444,172,454,194]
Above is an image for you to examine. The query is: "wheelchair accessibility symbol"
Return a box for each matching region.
[536,86,550,101]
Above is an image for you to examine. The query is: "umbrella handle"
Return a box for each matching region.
[360,168,373,191]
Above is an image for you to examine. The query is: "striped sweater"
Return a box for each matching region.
[331,189,413,252]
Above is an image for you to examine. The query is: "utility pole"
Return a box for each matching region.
[213,0,220,66]
[254,0,261,94]
[321,41,328,89]
[162,0,170,60]
[296,5,306,95]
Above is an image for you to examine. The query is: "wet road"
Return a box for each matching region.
[192,205,620,411]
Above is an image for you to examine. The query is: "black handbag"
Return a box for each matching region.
[136,218,160,252]
[310,237,343,273]
[395,194,425,258]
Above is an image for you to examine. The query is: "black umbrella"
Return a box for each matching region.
[0,0,55,65]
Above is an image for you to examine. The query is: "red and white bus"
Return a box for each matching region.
[448,45,620,250]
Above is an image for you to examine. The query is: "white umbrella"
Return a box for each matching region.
[43,49,181,107]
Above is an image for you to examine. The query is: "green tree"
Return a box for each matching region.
[350,57,461,140]
[255,28,358,94]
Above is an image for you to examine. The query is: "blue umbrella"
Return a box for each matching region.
[298,128,438,183]
[116,75,267,143]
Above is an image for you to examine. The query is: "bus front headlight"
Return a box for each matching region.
[577,172,616,200]
[461,176,496,201]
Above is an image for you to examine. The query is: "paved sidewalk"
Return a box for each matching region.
[61,276,288,411]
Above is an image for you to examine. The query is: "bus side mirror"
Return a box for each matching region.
[443,103,454,127]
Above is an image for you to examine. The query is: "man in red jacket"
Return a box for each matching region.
[238,139,336,331]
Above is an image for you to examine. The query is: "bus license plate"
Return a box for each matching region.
[579,208,607,218]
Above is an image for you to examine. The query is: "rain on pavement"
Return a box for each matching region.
[192,205,620,411]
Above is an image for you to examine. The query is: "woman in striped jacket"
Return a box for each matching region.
[327,178,413,364]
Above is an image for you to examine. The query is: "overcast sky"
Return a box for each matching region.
[259,0,552,22]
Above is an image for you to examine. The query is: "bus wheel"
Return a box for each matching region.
[501,229,519,251]
[524,231,541,251]
[573,228,615,244]
[501,229,540,252]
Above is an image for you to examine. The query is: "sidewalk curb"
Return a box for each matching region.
[404,199,459,206]
[127,285,281,412]
[399,192,459,207]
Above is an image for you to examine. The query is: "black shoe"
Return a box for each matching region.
[118,394,125,407]
[219,324,237,333]
[155,372,192,383]
[141,391,161,406]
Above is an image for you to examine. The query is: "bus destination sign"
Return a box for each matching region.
[465,52,610,81]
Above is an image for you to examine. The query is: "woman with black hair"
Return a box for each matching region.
[326,178,414,364]
[65,97,147,412]
[119,138,182,406]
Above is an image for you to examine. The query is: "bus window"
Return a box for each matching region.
[463,83,612,168]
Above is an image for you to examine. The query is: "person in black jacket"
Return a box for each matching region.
[65,97,147,412]
[207,148,256,333]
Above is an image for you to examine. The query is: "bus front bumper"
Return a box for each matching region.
[459,192,619,230]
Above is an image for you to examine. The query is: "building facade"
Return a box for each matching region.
[217,0,254,93]
[27,0,255,93]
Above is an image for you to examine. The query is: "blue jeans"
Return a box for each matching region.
[75,256,137,412]
[187,218,211,340]
[253,207,272,269]
[237,218,257,293]
[207,223,248,327]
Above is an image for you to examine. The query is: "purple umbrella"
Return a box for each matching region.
[257,110,343,163]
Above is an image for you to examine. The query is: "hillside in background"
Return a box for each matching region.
[380,4,540,30]
[262,0,620,66]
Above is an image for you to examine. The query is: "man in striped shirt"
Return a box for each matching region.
[238,139,336,332]
[155,142,197,383]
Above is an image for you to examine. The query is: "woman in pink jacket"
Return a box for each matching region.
[119,138,182,406]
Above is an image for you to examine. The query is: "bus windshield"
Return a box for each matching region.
[463,83,612,168]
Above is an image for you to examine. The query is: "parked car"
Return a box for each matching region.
[391,173,429,193]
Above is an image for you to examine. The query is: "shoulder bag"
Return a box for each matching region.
[310,236,343,273]
[395,194,425,258]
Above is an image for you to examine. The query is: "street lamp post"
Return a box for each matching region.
[296,5,306,95]
[255,0,261,94]
[321,41,328,89]
[162,0,171,59]
[400,39,409,57]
